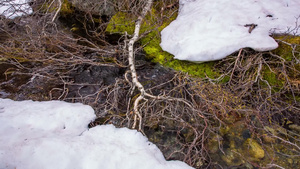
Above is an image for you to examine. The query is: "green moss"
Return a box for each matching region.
[261,66,284,87]
[166,60,220,78]
[38,1,56,13]
[106,12,135,35]
[106,5,221,79]
[273,36,300,61]
[60,0,74,17]
[294,95,300,102]
[38,0,74,15]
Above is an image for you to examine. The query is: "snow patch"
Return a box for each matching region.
[0,0,32,19]
[0,99,193,169]
[160,0,300,62]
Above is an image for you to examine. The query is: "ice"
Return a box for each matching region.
[160,0,300,62]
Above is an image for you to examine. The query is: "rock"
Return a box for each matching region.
[221,149,243,166]
[243,138,265,160]
[70,0,117,17]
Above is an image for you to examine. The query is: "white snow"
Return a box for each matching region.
[0,0,32,19]
[0,98,193,169]
[160,0,300,62]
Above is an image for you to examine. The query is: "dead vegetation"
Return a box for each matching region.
[1,0,300,168]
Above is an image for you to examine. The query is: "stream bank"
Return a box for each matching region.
[1,0,300,168]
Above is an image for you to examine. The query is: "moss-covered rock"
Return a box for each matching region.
[105,3,221,79]
[106,5,300,84]
[243,138,265,160]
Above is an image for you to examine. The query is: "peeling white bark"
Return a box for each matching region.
[128,0,153,130]
[127,0,200,131]
[52,0,62,22]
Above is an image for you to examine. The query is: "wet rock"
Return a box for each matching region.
[72,64,123,85]
[65,64,125,98]
[137,63,175,95]
[144,121,185,161]
[0,66,61,101]
[211,119,267,167]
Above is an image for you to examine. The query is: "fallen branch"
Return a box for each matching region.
[127,0,153,130]
[52,0,62,22]
[127,0,206,131]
